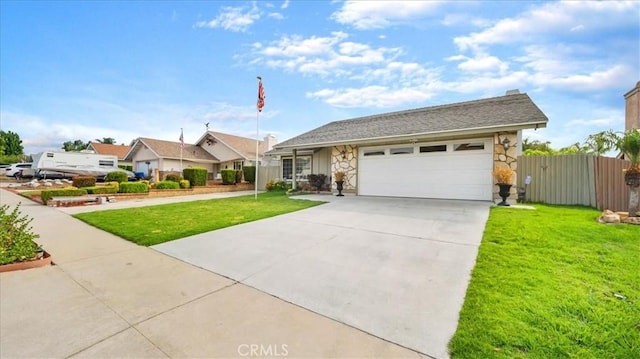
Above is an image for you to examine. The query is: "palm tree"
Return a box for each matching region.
[617,129,640,217]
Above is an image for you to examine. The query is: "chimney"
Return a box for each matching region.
[263,134,277,153]
[505,89,520,95]
[624,81,640,131]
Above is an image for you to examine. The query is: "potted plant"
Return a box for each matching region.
[617,129,640,216]
[493,167,514,206]
[334,171,345,197]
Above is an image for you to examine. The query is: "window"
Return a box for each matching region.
[453,142,485,151]
[99,160,115,166]
[419,145,447,153]
[46,153,54,158]
[233,161,243,170]
[363,150,385,156]
[390,147,414,155]
[282,156,312,180]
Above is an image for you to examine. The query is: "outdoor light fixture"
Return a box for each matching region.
[341,150,346,159]
[501,136,511,150]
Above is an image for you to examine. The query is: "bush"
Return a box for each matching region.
[235,170,243,184]
[307,174,327,191]
[221,169,236,185]
[85,186,118,195]
[265,179,290,192]
[179,179,190,189]
[105,181,119,192]
[118,164,133,171]
[105,171,129,183]
[183,167,207,187]
[0,203,40,265]
[155,181,180,190]
[119,182,149,193]
[41,188,88,204]
[72,176,96,188]
[165,173,182,182]
[243,166,256,184]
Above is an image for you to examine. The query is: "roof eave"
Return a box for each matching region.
[274,121,547,150]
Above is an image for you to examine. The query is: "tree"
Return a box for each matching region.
[583,130,619,156]
[616,129,640,217]
[62,139,89,152]
[522,138,556,155]
[0,131,24,156]
[95,137,116,144]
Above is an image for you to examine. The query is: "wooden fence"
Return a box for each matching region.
[256,166,281,190]
[517,155,630,211]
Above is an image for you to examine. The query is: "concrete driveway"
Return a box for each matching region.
[154,195,490,358]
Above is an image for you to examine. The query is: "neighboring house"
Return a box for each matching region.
[268,90,548,202]
[125,132,277,180]
[87,142,132,167]
[624,81,639,131]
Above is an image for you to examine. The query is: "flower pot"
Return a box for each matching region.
[336,180,344,197]
[625,171,640,188]
[497,183,512,206]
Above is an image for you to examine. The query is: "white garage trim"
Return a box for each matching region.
[358,138,493,200]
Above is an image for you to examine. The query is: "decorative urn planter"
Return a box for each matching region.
[624,171,640,188]
[335,180,344,197]
[497,183,512,206]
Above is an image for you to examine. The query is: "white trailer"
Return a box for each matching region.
[27,151,134,179]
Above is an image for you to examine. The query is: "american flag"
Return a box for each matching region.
[257,76,265,112]
[179,129,184,149]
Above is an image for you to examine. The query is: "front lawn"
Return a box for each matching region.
[74,192,324,246]
[449,205,639,358]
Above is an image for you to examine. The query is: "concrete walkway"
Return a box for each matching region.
[0,189,425,358]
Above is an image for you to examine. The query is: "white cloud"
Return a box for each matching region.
[447,52,509,74]
[281,0,289,9]
[331,0,441,29]
[268,12,284,20]
[307,85,435,108]
[194,4,260,32]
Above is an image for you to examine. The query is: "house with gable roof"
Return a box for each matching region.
[86,142,132,168]
[268,90,548,202]
[124,131,277,180]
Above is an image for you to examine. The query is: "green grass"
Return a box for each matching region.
[73,192,325,246]
[449,205,640,358]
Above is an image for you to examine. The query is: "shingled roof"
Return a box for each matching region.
[275,93,548,149]
[207,131,265,159]
[126,137,218,162]
[87,142,131,160]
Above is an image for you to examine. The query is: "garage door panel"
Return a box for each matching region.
[359,141,493,200]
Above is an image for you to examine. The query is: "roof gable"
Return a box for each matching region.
[275,93,548,149]
[197,131,264,159]
[126,137,218,162]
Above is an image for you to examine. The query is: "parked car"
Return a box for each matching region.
[4,163,33,177]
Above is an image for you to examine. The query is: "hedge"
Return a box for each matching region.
[235,170,243,184]
[105,171,129,183]
[243,166,256,184]
[119,182,149,193]
[118,164,133,171]
[41,189,88,204]
[72,176,96,188]
[221,169,236,185]
[105,181,119,192]
[85,186,118,195]
[155,181,180,190]
[265,180,290,192]
[183,167,207,187]
[165,173,182,182]
[179,180,190,189]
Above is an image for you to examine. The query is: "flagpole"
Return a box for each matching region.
[180,128,183,172]
[255,109,260,200]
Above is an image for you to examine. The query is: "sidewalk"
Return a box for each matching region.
[0,189,423,358]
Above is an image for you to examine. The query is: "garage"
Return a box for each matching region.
[358,139,493,200]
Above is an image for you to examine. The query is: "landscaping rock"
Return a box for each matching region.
[624,216,640,225]
[601,213,621,223]
[43,182,53,187]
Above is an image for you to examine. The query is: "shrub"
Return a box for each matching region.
[105,171,128,183]
[265,179,290,192]
[105,181,119,192]
[493,167,514,184]
[334,171,345,182]
[118,164,133,171]
[72,176,96,188]
[221,169,236,185]
[155,181,180,190]
[183,167,207,187]
[307,174,327,191]
[0,203,40,265]
[41,188,88,204]
[165,173,182,182]
[179,179,190,189]
[85,186,118,195]
[235,170,243,184]
[243,166,256,184]
[119,182,149,193]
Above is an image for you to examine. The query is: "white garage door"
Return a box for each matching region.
[358,139,493,200]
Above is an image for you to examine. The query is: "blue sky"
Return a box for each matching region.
[1,0,638,155]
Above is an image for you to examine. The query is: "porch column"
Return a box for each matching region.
[292,148,297,190]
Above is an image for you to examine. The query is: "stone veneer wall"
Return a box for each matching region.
[331,145,357,192]
[493,132,518,202]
